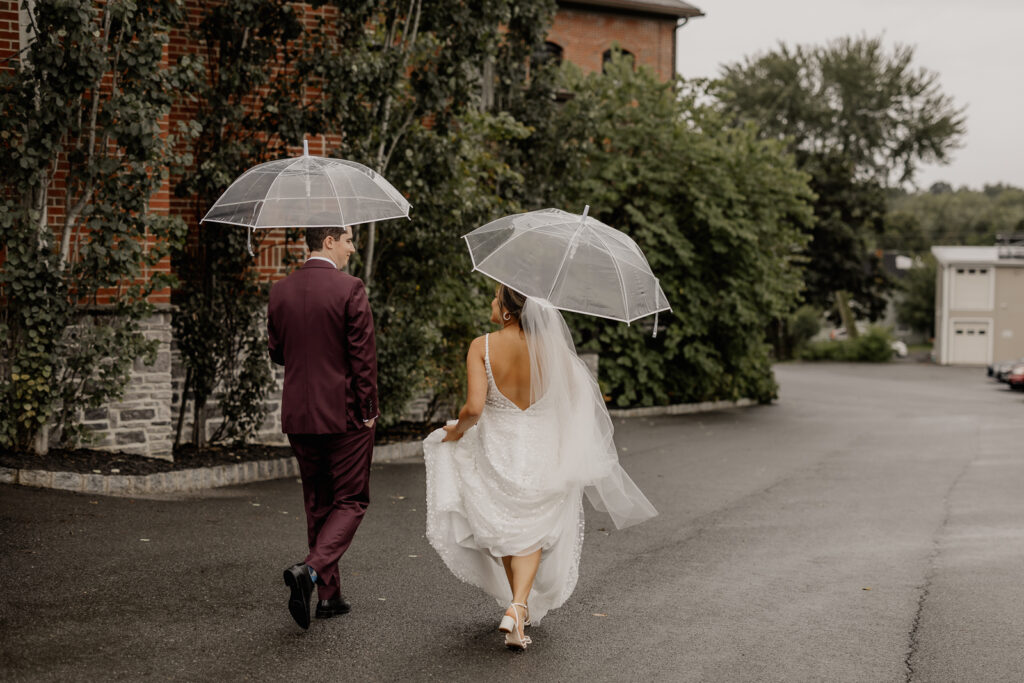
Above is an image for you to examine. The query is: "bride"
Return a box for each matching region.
[422,284,657,650]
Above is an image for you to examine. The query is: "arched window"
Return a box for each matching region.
[533,41,564,68]
[602,48,635,73]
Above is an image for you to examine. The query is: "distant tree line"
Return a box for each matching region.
[885,183,1024,251]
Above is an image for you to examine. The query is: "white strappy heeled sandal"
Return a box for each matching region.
[498,602,532,650]
[498,604,530,630]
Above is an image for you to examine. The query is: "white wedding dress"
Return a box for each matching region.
[423,298,657,624]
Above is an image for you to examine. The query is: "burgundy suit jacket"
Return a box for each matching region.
[267,260,378,434]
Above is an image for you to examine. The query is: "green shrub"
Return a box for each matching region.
[533,57,814,406]
[789,306,823,354]
[800,327,894,362]
[852,327,896,361]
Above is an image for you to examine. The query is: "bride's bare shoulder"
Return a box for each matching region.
[467,335,486,360]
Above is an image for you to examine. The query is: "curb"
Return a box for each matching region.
[607,398,756,418]
[0,401,757,497]
[0,457,300,497]
[0,441,425,498]
[371,440,426,463]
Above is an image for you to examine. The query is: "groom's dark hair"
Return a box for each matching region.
[306,226,348,251]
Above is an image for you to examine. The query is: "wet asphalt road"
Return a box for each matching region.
[2,362,1022,682]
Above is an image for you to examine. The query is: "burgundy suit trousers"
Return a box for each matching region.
[288,427,374,600]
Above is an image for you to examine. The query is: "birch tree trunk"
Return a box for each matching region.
[835,290,859,339]
[360,0,421,289]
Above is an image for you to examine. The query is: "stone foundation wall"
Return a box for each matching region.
[81,314,591,460]
[79,311,176,459]
[169,349,288,448]
[78,309,289,460]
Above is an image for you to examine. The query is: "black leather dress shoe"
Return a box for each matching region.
[315,596,351,619]
[283,563,314,629]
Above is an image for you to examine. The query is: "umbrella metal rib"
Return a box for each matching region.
[545,209,590,301]
[589,226,631,322]
[252,156,314,228]
[316,157,347,229]
[211,192,401,209]
[476,270,646,324]
[467,216,554,269]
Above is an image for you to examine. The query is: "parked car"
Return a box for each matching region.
[1008,364,1024,391]
[990,358,1024,383]
[1001,361,1024,383]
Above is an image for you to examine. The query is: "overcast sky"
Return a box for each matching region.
[675,0,1024,191]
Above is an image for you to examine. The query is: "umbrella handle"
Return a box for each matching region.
[247,226,255,257]
[652,310,658,339]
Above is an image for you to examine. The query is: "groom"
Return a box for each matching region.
[267,225,378,630]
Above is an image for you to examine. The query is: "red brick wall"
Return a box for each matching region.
[0,4,17,59]
[166,3,338,288]
[2,2,677,297]
[0,1,179,305]
[0,3,20,278]
[0,2,331,300]
[249,5,341,283]
[548,5,677,81]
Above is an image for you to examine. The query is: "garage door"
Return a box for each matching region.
[950,266,993,310]
[950,321,991,365]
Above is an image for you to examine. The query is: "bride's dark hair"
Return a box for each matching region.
[497,284,528,328]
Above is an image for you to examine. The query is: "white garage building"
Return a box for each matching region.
[932,242,1024,365]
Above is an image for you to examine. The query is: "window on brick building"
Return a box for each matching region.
[602,48,635,73]
[533,41,564,68]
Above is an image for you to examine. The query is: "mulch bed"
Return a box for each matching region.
[375,420,446,445]
[0,420,445,476]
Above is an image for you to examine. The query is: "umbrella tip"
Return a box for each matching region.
[303,139,309,156]
[582,204,590,219]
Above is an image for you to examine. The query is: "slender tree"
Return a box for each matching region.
[715,35,965,329]
[172,0,315,448]
[301,0,558,421]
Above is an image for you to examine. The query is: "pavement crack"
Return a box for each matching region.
[903,559,935,682]
[903,444,976,683]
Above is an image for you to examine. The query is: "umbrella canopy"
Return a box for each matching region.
[464,206,671,331]
[201,141,410,237]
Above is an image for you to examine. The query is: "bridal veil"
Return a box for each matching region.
[521,296,657,529]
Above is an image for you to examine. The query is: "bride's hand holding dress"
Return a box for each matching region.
[440,424,462,442]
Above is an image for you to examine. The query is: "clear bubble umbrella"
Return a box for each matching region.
[201,140,411,254]
[464,206,671,335]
